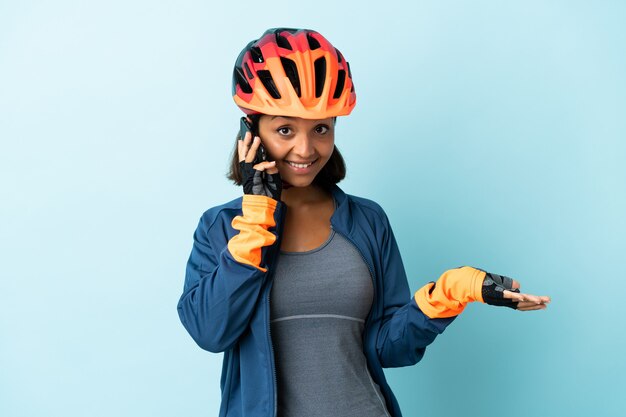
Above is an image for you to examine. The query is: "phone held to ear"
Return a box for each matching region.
[239,117,266,164]
[238,117,284,199]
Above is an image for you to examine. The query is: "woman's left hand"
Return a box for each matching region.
[482,272,551,311]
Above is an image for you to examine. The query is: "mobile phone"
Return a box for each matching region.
[239,117,266,164]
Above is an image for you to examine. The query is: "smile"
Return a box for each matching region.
[286,160,315,168]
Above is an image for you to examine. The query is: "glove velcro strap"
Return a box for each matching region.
[482,272,519,309]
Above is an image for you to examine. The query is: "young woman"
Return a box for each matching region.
[177,28,551,417]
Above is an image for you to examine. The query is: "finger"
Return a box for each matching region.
[522,293,550,304]
[238,139,243,161]
[265,166,279,175]
[238,131,251,162]
[520,293,543,304]
[242,130,252,146]
[503,290,544,304]
[252,160,276,171]
[502,290,526,302]
[516,300,547,309]
[511,280,520,290]
[517,304,547,311]
[245,136,261,163]
[515,294,551,307]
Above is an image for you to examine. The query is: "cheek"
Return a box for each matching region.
[320,140,335,159]
[260,141,284,160]
[260,140,272,155]
[257,124,281,158]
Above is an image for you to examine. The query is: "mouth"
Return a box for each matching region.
[284,158,318,173]
[286,161,315,168]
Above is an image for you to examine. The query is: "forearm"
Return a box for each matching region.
[377,298,457,368]
[178,194,281,352]
[177,250,267,353]
[227,194,279,272]
[413,266,486,319]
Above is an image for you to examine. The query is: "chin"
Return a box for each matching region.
[282,175,316,188]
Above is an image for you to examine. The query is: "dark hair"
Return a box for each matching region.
[226,115,346,191]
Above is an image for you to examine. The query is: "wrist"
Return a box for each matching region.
[414,266,486,319]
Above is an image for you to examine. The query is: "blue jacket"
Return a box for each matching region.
[177,185,456,417]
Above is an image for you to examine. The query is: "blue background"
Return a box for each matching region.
[1,1,624,416]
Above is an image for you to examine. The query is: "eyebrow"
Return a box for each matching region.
[271,116,293,120]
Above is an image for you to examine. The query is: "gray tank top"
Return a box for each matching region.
[270,226,391,417]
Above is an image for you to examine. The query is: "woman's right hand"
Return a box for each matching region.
[238,129,282,201]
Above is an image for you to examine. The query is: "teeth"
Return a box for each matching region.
[287,161,313,169]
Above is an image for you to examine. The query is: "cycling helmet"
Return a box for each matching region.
[232,28,356,119]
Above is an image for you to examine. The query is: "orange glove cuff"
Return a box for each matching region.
[227,195,278,272]
[414,266,486,319]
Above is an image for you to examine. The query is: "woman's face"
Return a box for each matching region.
[257,115,335,188]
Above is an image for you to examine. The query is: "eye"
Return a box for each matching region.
[314,124,331,135]
[277,126,292,136]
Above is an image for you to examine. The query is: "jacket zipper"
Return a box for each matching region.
[267,279,277,417]
[266,207,285,417]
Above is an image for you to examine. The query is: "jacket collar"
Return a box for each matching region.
[329,184,353,232]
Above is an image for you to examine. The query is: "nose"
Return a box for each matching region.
[291,132,316,159]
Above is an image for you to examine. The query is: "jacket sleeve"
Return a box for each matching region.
[375,211,457,368]
[177,195,280,353]
[375,210,491,368]
[377,211,485,368]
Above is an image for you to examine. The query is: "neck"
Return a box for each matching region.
[281,183,330,207]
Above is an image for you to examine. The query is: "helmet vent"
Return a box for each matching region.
[307,34,321,50]
[275,34,293,50]
[335,48,343,63]
[314,57,327,98]
[233,67,253,94]
[250,46,264,63]
[280,57,301,97]
[257,70,281,99]
[333,70,346,99]
[244,63,253,79]
[346,62,354,92]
